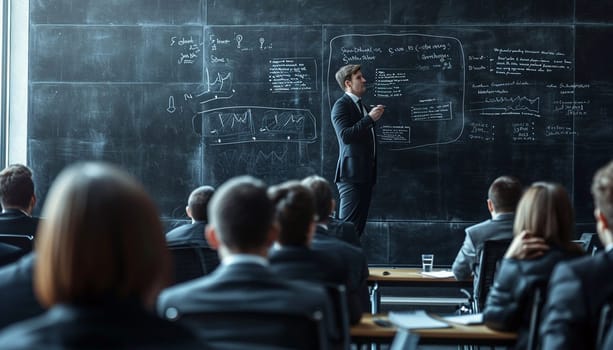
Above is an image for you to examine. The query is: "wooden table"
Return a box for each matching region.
[368,267,472,313]
[351,313,517,346]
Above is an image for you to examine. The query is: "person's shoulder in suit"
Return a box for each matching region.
[0,211,40,237]
[165,221,208,247]
[0,254,45,330]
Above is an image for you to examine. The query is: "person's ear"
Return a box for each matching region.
[205,225,220,250]
[487,199,495,213]
[330,199,336,218]
[29,195,36,213]
[185,206,192,219]
[266,222,280,247]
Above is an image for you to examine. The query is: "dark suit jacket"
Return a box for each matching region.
[540,249,613,350]
[483,247,580,350]
[165,221,208,247]
[269,245,358,325]
[157,261,336,345]
[326,219,360,247]
[158,261,331,318]
[331,93,377,184]
[452,213,515,292]
[312,227,369,324]
[0,254,45,330]
[0,210,39,237]
[0,301,204,349]
[0,243,22,268]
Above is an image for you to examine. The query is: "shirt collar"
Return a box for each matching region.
[345,92,361,104]
[222,254,268,267]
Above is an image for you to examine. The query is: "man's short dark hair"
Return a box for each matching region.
[268,181,316,246]
[187,186,215,221]
[301,175,333,223]
[208,176,274,251]
[488,176,523,213]
[335,64,361,90]
[592,160,613,225]
[0,164,34,210]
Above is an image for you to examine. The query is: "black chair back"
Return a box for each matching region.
[474,239,512,312]
[597,303,613,350]
[579,233,602,256]
[168,245,220,285]
[526,283,547,350]
[0,234,34,253]
[325,284,350,350]
[178,309,327,350]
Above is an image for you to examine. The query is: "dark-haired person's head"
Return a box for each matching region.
[34,162,170,309]
[268,181,317,247]
[186,186,215,222]
[0,164,36,214]
[335,64,362,91]
[513,182,580,253]
[301,175,334,224]
[592,160,613,246]
[488,176,523,213]
[206,176,276,256]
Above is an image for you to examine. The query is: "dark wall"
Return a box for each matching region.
[28,0,613,265]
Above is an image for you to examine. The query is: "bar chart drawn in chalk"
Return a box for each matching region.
[201,106,317,145]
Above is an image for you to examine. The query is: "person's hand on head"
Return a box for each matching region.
[504,230,550,260]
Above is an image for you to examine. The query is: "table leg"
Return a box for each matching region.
[369,282,380,314]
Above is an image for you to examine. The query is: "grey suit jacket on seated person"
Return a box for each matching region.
[451,212,515,293]
[165,221,208,247]
[540,249,613,350]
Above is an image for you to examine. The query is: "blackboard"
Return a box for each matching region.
[28,0,613,265]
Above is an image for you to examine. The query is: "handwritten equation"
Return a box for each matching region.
[269,58,317,92]
[170,35,202,65]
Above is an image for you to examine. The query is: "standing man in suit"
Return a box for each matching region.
[165,185,215,247]
[540,160,613,350]
[331,64,385,237]
[451,176,523,295]
[157,176,334,346]
[0,164,39,237]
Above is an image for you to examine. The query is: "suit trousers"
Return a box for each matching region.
[336,181,373,237]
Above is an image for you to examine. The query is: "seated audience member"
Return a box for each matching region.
[166,185,215,247]
[483,182,583,350]
[0,164,39,237]
[452,176,523,294]
[540,160,613,350]
[268,181,352,317]
[157,176,334,347]
[302,175,370,323]
[0,254,44,330]
[0,162,203,349]
[302,175,359,246]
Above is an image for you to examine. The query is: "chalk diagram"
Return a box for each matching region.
[201,106,317,145]
[468,96,541,117]
[327,33,466,150]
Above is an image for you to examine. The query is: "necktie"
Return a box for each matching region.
[357,99,366,116]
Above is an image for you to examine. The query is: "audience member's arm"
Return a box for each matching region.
[482,259,523,331]
[504,230,549,259]
[451,233,476,280]
[540,263,587,350]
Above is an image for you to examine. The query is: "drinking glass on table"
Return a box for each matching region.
[421,254,434,272]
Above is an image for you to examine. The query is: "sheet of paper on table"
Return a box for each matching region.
[420,270,455,278]
[388,310,451,330]
[441,313,484,325]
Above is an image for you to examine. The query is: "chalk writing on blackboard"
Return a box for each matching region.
[201,106,317,145]
[269,58,317,92]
